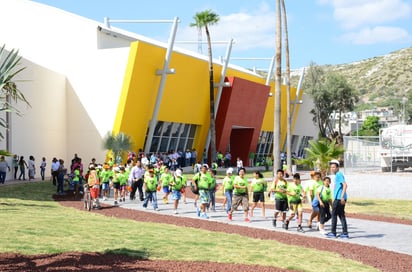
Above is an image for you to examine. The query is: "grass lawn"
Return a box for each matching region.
[0,181,377,272]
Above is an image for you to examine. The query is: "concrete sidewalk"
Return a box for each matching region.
[107,194,412,256]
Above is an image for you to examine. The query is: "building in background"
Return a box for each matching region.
[0,0,316,177]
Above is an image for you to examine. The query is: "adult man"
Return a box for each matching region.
[0,156,10,184]
[327,159,349,239]
[129,160,145,201]
[51,158,60,186]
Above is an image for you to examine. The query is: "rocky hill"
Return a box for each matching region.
[291,46,412,111]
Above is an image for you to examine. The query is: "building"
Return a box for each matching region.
[0,0,316,176]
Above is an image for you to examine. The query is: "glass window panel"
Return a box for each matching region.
[169,138,178,151]
[186,139,194,149]
[162,122,172,137]
[150,137,160,153]
[177,138,186,151]
[180,124,189,138]
[172,123,182,137]
[153,121,164,137]
[188,125,197,138]
[159,137,169,152]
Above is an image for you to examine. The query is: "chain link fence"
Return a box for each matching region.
[343,136,380,173]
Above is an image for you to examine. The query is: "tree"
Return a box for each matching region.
[103,132,132,165]
[327,73,359,142]
[0,45,30,155]
[190,10,220,164]
[296,138,344,177]
[356,116,381,136]
[273,0,282,172]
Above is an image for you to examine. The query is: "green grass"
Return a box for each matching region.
[0,182,378,271]
[346,198,412,221]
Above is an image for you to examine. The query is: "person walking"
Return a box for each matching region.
[40,157,47,181]
[327,159,349,239]
[28,156,36,180]
[316,176,333,235]
[51,158,60,186]
[0,156,10,184]
[12,155,19,180]
[222,168,234,214]
[170,169,185,214]
[18,156,28,180]
[142,167,160,211]
[228,167,250,223]
[270,169,288,228]
[249,171,266,218]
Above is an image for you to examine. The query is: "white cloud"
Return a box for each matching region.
[321,0,412,29]
[340,26,410,44]
[176,4,276,51]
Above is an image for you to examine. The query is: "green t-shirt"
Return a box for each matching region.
[100,170,112,183]
[272,179,288,200]
[72,169,80,182]
[144,175,158,192]
[196,172,211,190]
[287,182,303,203]
[160,172,172,187]
[209,177,216,191]
[118,172,128,185]
[251,178,265,193]
[317,186,332,202]
[171,176,184,191]
[223,176,234,190]
[233,176,248,195]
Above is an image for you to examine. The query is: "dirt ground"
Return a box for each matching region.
[1,192,412,272]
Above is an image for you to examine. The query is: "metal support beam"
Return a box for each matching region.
[144,17,179,154]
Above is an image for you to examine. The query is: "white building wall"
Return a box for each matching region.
[0,0,131,178]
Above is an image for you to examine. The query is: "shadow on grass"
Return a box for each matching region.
[349,201,375,207]
[104,248,150,259]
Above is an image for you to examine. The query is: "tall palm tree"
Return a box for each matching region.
[0,44,30,156]
[190,10,220,164]
[103,132,132,165]
[273,0,282,172]
[281,0,292,173]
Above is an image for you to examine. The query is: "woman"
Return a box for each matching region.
[18,156,28,180]
[56,159,66,195]
[28,156,36,180]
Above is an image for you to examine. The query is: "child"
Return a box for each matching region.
[112,166,121,206]
[270,169,288,228]
[170,169,184,214]
[72,165,81,200]
[208,169,217,212]
[228,167,250,223]
[317,176,333,235]
[222,168,234,213]
[285,173,305,232]
[307,171,324,229]
[249,171,266,218]
[160,166,172,204]
[143,167,160,211]
[100,164,112,201]
[40,157,47,181]
[87,164,101,209]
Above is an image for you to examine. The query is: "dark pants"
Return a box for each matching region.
[14,167,18,180]
[136,179,144,201]
[0,171,6,184]
[331,199,348,235]
[319,202,331,224]
[52,171,58,186]
[57,173,64,194]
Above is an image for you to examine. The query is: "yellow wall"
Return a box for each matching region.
[114,40,300,155]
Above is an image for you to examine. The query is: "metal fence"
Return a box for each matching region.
[343,136,381,173]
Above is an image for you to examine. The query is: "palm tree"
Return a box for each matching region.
[103,132,133,165]
[190,10,219,164]
[0,44,30,156]
[296,138,344,177]
[281,0,292,173]
[273,0,282,172]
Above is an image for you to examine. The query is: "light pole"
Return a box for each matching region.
[402,96,408,124]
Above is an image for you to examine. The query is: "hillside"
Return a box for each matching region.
[291,46,412,111]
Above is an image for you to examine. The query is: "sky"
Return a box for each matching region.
[34,0,412,70]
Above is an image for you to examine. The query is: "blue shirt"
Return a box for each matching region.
[333,171,347,201]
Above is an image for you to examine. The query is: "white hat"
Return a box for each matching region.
[202,164,209,169]
[329,159,340,167]
[113,166,120,172]
[175,169,182,177]
[226,167,233,174]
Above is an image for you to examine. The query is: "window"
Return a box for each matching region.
[255,131,274,161]
[146,121,197,153]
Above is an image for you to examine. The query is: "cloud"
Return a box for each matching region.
[320,0,412,29]
[176,4,276,51]
[340,26,410,44]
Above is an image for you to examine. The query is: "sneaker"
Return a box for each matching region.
[200,213,209,219]
[340,233,350,239]
[114,201,118,206]
[174,210,178,214]
[143,206,147,209]
[319,229,327,235]
[297,226,305,233]
[155,208,160,211]
[119,198,122,202]
[316,222,320,231]
[326,232,337,238]
[123,197,125,202]
[244,218,251,223]
[284,220,289,230]
[228,213,233,221]
[272,219,276,227]
[196,208,201,217]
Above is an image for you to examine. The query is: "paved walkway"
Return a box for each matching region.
[110,194,412,256]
